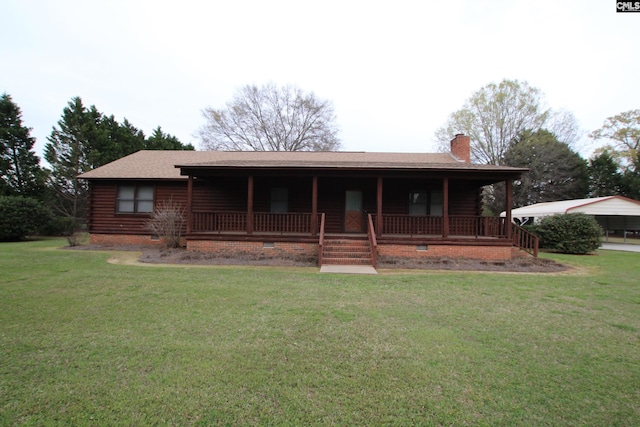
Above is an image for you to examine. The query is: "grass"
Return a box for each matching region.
[1,239,639,426]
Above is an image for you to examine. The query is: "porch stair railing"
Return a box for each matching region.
[318,213,325,266]
[511,223,539,257]
[367,213,378,268]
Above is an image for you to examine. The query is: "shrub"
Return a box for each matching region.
[39,216,78,236]
[535,213,602,254]
[0,196,54,241]
[146,199,186,248]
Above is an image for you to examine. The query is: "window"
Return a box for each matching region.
[270,187,288,213]
[117,185,154,213]
[409,191,427,216]
[409,190,443,216]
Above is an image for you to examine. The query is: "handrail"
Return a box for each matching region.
[511,223,539,257]
[367,213,378,268]
[318,213,326,266]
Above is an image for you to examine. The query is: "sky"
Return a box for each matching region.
[2,0,639,162]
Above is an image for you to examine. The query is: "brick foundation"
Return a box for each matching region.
[89,234,516,262]
[89,233,163,246]
[187,240,319,263]
[378,243,513,260]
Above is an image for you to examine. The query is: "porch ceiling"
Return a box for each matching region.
[183,167,524,186]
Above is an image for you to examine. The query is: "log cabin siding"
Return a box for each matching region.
[381,178,444,215]
[88,180,188,235]
[192,177,247,212]
[253,177,313,213]
[88,176,486,237]
[448,181,482,216]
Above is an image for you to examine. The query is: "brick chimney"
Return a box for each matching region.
[450,134,470,163]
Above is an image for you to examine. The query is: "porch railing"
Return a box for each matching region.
[253,213,316,234]
[191,211,321,234]
[192,211,247,233]
[449,216,506,237]
[380,214,443,236]
[192,211,509,240]
[511,223,539,257]
[373,214,507,238]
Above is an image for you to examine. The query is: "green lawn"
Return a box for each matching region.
[1,239,639,426]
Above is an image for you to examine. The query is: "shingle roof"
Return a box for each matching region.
[78,150,526,180]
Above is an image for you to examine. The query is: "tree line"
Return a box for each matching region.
[0,94,193,240]
[1,81,638,240]
[434,79,639,214]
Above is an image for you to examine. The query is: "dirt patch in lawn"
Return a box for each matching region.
[67,244,570,273]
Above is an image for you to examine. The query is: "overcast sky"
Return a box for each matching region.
[2,0,638,161]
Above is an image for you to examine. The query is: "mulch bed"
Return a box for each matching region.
[68,244,570,273]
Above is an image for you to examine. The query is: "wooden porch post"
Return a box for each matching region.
[247,175,254,235]
[505,179,513,239]
[442,177,449,238]
[376,176,383,235]
[311,176,318,235]
[186,175,193,234]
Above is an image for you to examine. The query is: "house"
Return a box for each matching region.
[79,134,533,266]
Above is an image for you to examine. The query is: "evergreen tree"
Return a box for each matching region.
[487,129,588,214]
[588,149,623,197]
[94,116,146,165]
[45,96,195,219]
[44,97,102,219]
[0,93,47,197]
[620,153,640,200]
[145,126,194,150]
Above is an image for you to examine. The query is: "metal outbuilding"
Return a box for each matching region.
[501,196,640,242]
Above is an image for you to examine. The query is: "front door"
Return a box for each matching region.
[344,190,363,232]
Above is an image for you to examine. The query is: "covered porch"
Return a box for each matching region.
[182,172,517,242]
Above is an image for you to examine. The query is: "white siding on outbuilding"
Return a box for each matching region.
[500,196,640,241]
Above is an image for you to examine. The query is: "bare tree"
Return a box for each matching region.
[434,79,581,164]
[146,199,186,248]
[589,109,640,169]
[198,83,340,151]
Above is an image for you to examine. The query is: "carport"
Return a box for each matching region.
[501,196,640,243]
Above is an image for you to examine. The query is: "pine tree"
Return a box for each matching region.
[588,149,623,197]
[44,97,100,218]
[486,129,589,214]
[145,126,194,150]
[0,93,47,197]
